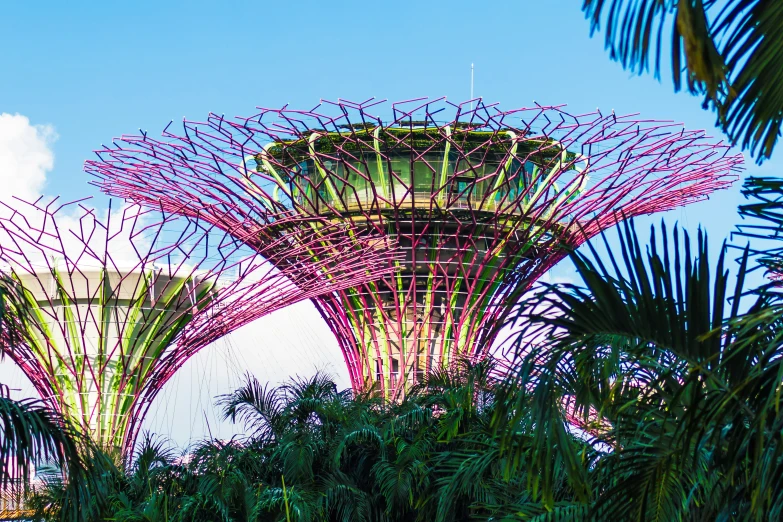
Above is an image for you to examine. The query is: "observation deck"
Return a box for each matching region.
[258,124,583,221]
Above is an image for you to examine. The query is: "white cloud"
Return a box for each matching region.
[0,113,56,202]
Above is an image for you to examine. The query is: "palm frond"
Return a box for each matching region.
[0,395,82,488]
[583,0,783,162]
[217,373,283,442]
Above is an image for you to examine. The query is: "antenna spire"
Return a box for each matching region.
[470,63,474,110]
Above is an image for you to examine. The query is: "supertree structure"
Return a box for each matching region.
[87,98,743,399]
[0,197,397,454]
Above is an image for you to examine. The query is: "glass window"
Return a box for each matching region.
[505,159,526,199]
[292,161,310,205]
[345,160,373,206]
[389,154,411,203]
[413,158,437,195]
[389,155,411,181]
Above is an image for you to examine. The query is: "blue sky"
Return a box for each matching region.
[3,0,777,234]
[0,0,779,448]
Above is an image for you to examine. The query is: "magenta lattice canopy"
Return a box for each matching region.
[87,98,742,398]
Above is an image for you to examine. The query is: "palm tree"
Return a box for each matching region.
[413,358,594,521]
[582,0,783,163]
[0,276,86,520]
[221,372,381,522]
[503,215,783,519]
[0,393,86,522]
[215,366,594,522]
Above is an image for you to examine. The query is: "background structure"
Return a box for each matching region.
[0,198,396,453]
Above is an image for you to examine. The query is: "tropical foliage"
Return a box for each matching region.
[582,0,783,162]
[27,365,597,521]
[502,221,782,519]
[17,176,783,521]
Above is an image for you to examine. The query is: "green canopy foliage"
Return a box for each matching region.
[28,364,596,521]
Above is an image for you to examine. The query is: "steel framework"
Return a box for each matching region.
[87,98,743,399]
[0,197,396,453]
